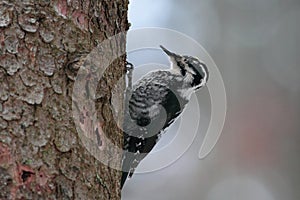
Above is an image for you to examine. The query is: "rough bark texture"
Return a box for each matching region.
[0,0,129,199]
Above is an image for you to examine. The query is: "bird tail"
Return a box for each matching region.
[120,151,135,189]
[121,171,129,189]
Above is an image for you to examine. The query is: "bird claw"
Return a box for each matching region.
[126,61,134,71]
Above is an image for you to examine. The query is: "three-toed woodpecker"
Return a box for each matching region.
[121,45,209,188]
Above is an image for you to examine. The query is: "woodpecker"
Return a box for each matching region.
[121,45,209,189]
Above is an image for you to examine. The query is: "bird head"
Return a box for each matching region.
[160,45,209,90]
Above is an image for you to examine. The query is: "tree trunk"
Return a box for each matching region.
[0,0,129,199]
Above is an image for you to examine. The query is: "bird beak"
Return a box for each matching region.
[160,45,180,59]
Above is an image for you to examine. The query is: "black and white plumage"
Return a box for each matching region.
[121,45,209,189]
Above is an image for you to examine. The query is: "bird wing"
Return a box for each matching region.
[121,71,186,188]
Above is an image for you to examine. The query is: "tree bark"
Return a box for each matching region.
[0,0,129,199]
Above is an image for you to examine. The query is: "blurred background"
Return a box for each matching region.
[122,0,300,199]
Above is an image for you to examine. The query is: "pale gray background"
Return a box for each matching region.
[122,0,300,199]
